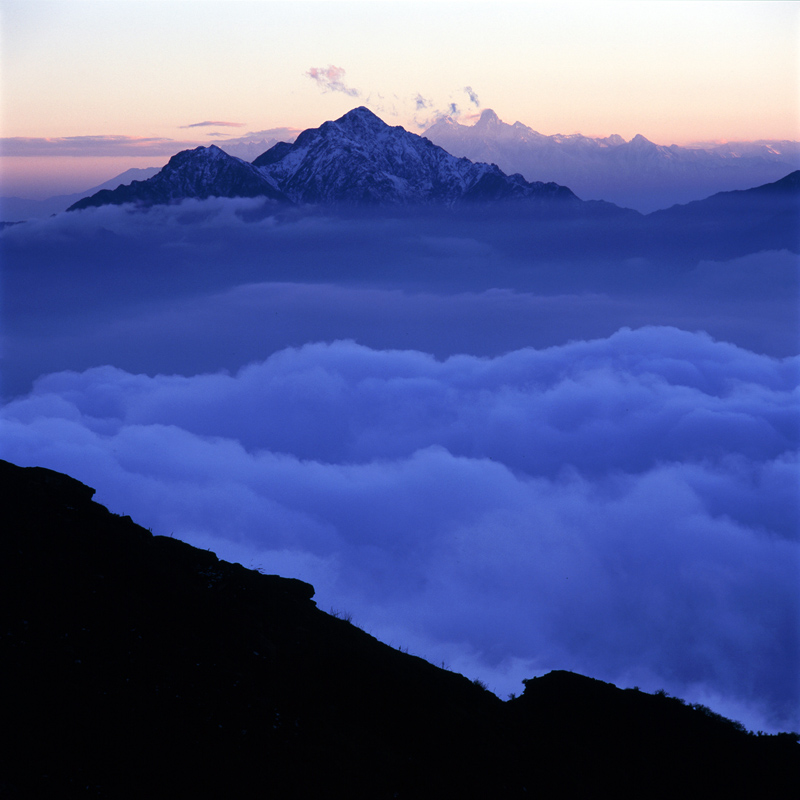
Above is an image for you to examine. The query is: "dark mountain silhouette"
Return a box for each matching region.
[2,458,798,798]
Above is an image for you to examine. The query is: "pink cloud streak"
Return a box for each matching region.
[306,65,360,98]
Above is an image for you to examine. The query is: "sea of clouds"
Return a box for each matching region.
[2,198,798,733]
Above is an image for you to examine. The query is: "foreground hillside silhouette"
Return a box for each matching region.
[2,459,797,798]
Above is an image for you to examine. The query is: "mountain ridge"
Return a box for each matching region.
[641,169,800,257]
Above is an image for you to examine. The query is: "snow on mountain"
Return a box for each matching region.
[68,146,287,211]
[252,106,579,207]
[424,110,800,212]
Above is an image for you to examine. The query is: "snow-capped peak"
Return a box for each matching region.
[475,109,501,127]
[337,105,384,124]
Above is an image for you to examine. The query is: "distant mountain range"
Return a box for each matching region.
[69,107,584,212]
[423,109,800,212]
[3,107,798,220]
[62,107,800,232]
[0,167,162,220]
[59,107,800,264]
[3,457,797,797]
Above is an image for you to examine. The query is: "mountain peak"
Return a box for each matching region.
[332,106,390,133]
[629,133,655,148]
[170,144,228,163]
[476,109,501,127]
[162,144,236,170]
[69,143,287,210]
[339,106,381,122]
[421,114,458,132]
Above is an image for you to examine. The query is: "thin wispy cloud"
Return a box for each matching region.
[2,135,197,158]
[180,121,246,129]
[227,127,301,141]
[306,65,360,97]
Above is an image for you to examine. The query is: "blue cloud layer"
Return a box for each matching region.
[3,200,798,401]
[3,328,797,732]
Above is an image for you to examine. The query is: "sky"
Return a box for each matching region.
[1,0,799,197]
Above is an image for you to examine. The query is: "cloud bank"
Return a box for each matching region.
[3,328,797,733]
